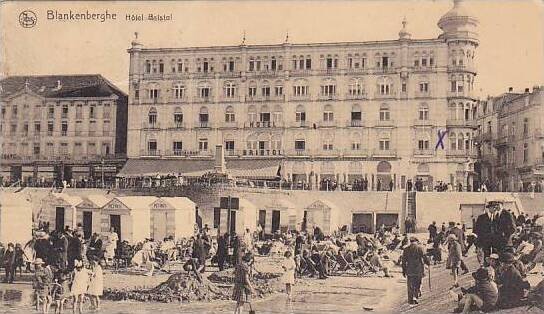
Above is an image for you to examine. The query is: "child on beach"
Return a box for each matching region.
[87,257,104,310]
[282,250,296,301]
[71,259,89,314]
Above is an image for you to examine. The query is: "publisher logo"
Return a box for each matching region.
[19,10,37,28]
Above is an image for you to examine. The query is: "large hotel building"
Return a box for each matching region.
[125,0,480,191]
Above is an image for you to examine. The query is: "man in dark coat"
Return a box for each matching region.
[34,232,52,265]
[428,221,437,243]
[67,232,83,270]
[192,234,207,272]
[402,237,430,305]
[2,243,16,283]
[474,205,495,261]
[493,203,516,252]
[497,253,530,309]
[87,233,103,261]
[52,231,69,270]
[216,233,229,271]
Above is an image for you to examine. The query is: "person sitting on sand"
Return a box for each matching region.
[451,268,498,313]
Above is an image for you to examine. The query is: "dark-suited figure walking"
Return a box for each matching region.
[402,237,430,305]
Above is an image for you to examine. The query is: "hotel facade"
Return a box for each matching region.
[126,0,480,191]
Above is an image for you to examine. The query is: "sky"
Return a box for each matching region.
[1,0,543,97]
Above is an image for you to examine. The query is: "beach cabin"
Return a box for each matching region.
[100,196,158,244]
[254,198,298,234]
[0,192,33,245]
[42,193,83,231]
[76,195,112,239]
[150,197,196,240]
[214,196,257,235]
[303,199,341,235]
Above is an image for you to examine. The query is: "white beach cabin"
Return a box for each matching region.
[149,197,196,240]
[76,195,112,239]
[0,192,33,245]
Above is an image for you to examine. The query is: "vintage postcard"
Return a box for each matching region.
[0,0,543,313]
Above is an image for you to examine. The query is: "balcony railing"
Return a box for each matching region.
[171,96,189,103]
[169,122,186,129]
[141,122,161,130]
[372,149,397,158]
[412,65,437,72]
[291,94,311,101]
[347,119,364,127]
[219,95,243,103]
[292,121,309,128]
[246,70,282,78]
[346,68,370,75]
[220,121,239,129]
[344,92,367,100]
[244,121,282,128]
[412,119,436,127]
[446,119,476,128]
[448,64,477,73]
[373,91,397,99]
[289,69,313,77]
[192,96,213,103]
[317,94,338,101]
[447,90,476,99]
[446,150,478,158]
[414,91,432,98]
[373,67,396,74]
[196,121,211,129]
[374,119,396,127]
[245,95,285,102]
[140,149,161,157]
[318,68,341,75]
[317,120,336,128]
[413,149,436,157]
[342,148,369,157]
[193,71,214,79]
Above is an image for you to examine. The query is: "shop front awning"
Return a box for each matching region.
[117,159,282,180]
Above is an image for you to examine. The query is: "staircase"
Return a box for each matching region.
[402,191,417,232]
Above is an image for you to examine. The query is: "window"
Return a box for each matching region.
[103,104,111,119]
[149,87,160,99]
[177,60,183,72]
[293,80,309,96]
[262,84,271,97]
[248,81,257,97]
[89,121,96,136]
[295,140,305,150]
[228,60,235,72]
[59,143,69,156]
[61,105,68,119]
[89,105,96,119]
[418,140,430,150]
[306,58,312,69]
[173,107,183,127]
[75,121,82,136]
[322,135,334,151]
[225,140,235,151]
[320,79,336,96]
[148,107,158,125]
[159,60,164,73]
[225,106,235,122]
[224,81,236,98]
[173,141,183,155]
[103,121,110,136]
[148,140,157,153]
[379,105,390,121]
[73,143,82,156]
[199,139,208,151]
[418,105,429,120]
[523,118,529,136]
[145,60,151,73]
[199,107,209,127]
[295,105,306,122]
[379,139,390,150]
[274,84,283,96]
[48,106,54,119]
[419,82,429,93]
[47,122,53,136]
[377,77,393,95]
[323,105,334,122]
[402,81,407,93]
[33,144,40,156]
[349,78,364,95]
[199,84,211,98]
[34,122,41,134]
[23,123,28,136]
[12,105,17,117]
[1,107,5,119]
[61,122,68,136]
[351,104,362,123]
[523,143,529,163]
[260,105,270,122]
[173,84,185,99]
[76,104,83,119]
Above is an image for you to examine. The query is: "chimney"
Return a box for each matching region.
[525,88,530,93]
[214,145,226,174]
[508,87,513,92]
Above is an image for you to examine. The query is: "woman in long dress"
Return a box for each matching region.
[87,258,103,310]
[232,252,254,314]
[282,250,296,301]
[71,260,89,314]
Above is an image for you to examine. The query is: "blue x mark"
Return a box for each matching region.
[435,129,448,150]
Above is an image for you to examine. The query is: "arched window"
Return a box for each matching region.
[320,78,336,96]
[418,103,429,120]
[261,80,271,97]
[173,107,183,127]
[351,104,362,125]
[271,135,282,151]
[349,78,364,95]
[322,132,334,151]
[197,81,212,98]
[450,132,457,150]
[248,80,257,97]
[273,105,283,123]
[199,106,209,126]
[294,133,306,151]
[293,79,309,96]
[465,132,471,150]
[173,83,185,99]
[378,131,391,151]
[379,104,390,121]
[295,105,306,122]
[351,131,362,150]
[457,133,464,150]
[148,83,160,99]
[260,105,271,125]
[225,106,235,122]
[464,103,471,120]
[323,104,334,122]
[377,161,392,173]
[417,131,431,150]
[148,107,157,125]
[377,76,393,95]
[246,134,258,150]
[274,80,284,97]
[248,105,257,122]
[224,81,237,98]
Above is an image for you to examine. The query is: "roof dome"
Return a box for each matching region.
[398,17,411,40]
[437,0,479,43]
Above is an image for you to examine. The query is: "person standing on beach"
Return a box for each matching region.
[282,250,296,301]
[402,237,430,305]
[233,252,255,314]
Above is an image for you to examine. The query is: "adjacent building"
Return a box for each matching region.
[122,0,479,191]
[476,86,544,192]
[0,75,128,186]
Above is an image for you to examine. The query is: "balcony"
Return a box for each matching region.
[140,149,161,157]
[193,71,214,79]
[169,122,186,130]
[219,71,241,78]
[196,121,211,129]
[374,119,396,127]
[447,90,476,99]
[141,122,161,130]
[164,149,213,157]
[448,64,477,74]
[346,68,370,75]
[313,149,342,157]
[318,68,341,75]
[289,69,313,77]
[414,91,432,99]
[342,148,369,158]
[446,119,477,128]
[373,91,397,99]
[291,94,312,101]
[293,121,309,128]
[317,94,338,101]
[446,150,478,158]
[373,67,396,74]
[244,121,282,128]
[317,120,336,128]
[372,149,397,158]
[171,96,189,103]
[495,135,514,147]
[347,119,364,127]
[412,65,437,73]
[220,121,239,129]
[246,70,282,78]
[413,119,436,127]
[245,95,285,102]
[413,149,436,157]
[219,96,243,103]
[344,92,367,100]
[192,96,213,103]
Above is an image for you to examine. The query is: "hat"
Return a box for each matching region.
[472,268,490,281]
[488,253,499,260]
[74,259,83,268]
[447,234,458,241]
[33,258,45,265]
[448,222,455,226]
[500,252,515,263]
[409,236,419,243]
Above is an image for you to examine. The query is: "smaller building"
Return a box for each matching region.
[150,197,196,240]
[254,198,298,234]
[41,193,84,231]
[0,191,33,245]
[101,196,158,243]
[213,196,257,235]
[76,195,112,239]
[304,199,341,235]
